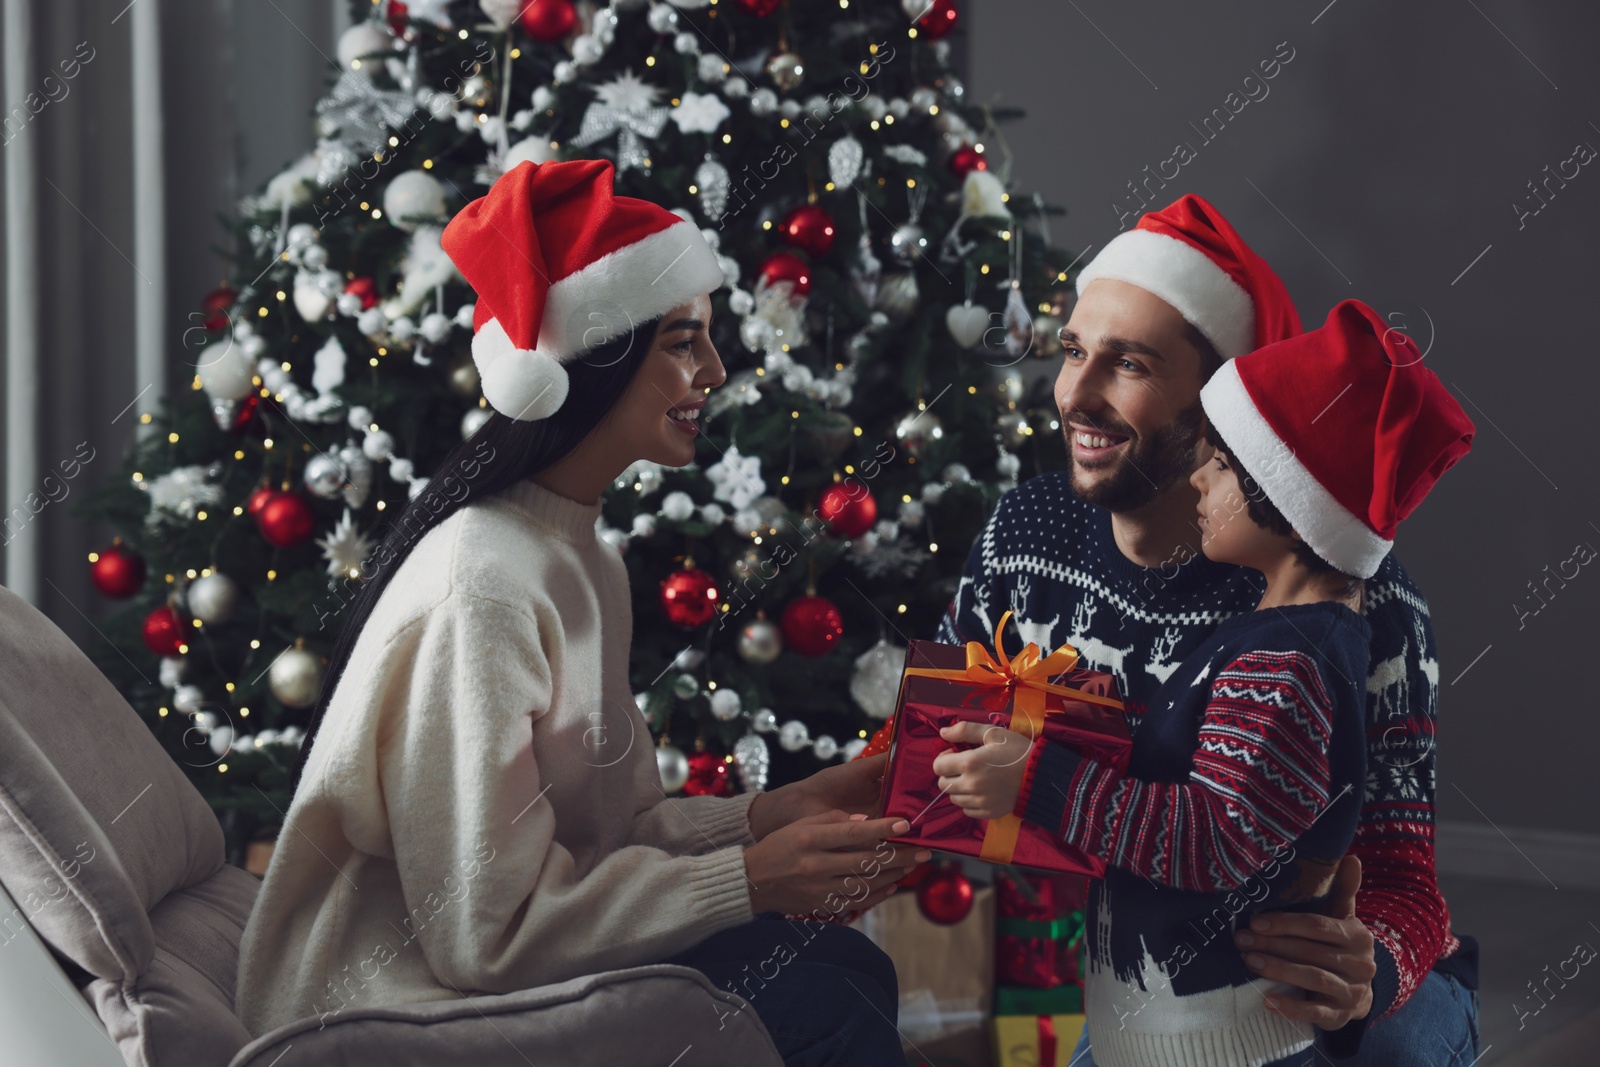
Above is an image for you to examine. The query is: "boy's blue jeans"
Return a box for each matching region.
[1068,969,1480,1066]
[664,913,904,1067]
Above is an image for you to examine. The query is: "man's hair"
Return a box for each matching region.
[1201,420,1363,599]
[1184,323,1225,384]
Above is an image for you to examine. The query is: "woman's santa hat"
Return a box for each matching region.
[1076,193,1302,359]
[440,158,724,421]
[1200,299,1475,578]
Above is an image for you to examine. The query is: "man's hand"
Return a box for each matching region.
[931,721,1034,820]
[748,752,889,842]
[1237,855,1377,1030]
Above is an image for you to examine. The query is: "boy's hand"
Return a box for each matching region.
[932,721,1035,820]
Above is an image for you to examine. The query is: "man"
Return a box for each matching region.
[935,195,1479,1062]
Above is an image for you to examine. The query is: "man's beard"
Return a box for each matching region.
[1063,400,1205,512]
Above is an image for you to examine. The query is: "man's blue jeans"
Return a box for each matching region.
[1068,970,1480,1065]
[664,914,904,1067]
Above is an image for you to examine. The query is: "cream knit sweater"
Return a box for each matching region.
[235,477,758,1038]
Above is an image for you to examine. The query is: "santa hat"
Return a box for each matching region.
[1075,194,1302,360]
[1200,299,1475,578]
[440,158,724,421]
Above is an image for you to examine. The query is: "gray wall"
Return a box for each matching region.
[970,0,1599,836]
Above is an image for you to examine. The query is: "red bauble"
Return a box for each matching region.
[733,0,782,15]
[917,0,959,40]
[246,484,278,520]
[917,866,975,925]
[758,252,812,297]
[231,394,263,436]
[818,483,878,539]
[200,285,236,332]
[684,750,735,797]
[257,491,316,548]
[779,204,837,257]
[142,605,186,657]
[89,542,146,599]
[384,0,410,35]
[519,0,576,41]
[780,595,844,656]
[344,276,379,310]
[660,567,721,629]
[948,145,987,177]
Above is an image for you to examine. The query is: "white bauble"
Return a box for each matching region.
[813,734,839,760]
[173,684,206,716]
[709,688,743,721]
[660,491,696,521]
[187,572,240,625]
[269,647,324,709]
[363,430,396,461]
[737,619,782,664]
[503,137,557,171]
[842,738,869,761]
[778,719,810,752]
[850,639,906,720]
[337,22,392,69]
[733,732,770,792]
[752,707,778,733]
[159,656,187,688]
[944,301,989,350]
[197,336,256,402]
[382,170,447,231]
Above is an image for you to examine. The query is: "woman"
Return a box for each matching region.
[235,160,922,1064]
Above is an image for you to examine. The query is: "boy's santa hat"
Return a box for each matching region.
[1200,299,1475,578]
[1076,193,1302,359]
[440,158,724,421]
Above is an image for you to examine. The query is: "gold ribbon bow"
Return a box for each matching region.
[904,609,1123,864]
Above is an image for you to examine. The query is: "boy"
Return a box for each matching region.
[933,299,1474,1066]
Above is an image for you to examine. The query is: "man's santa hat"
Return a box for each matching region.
[1076,193,1302,359]
[440,158,724,421]
[1200,299,1475,578]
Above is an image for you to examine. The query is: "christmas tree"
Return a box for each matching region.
[73,0,1076,863]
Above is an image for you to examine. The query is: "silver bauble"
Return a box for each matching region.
[778,719,811,752]
[737,619,782,664]
[449,359,481,398]
[875,271,920,320]
[303,452,347,499]
[733,733,770,792]
[673,672,701,700]
[895,407,944,457]
[339,442,373,509]
[674,647,707,671]
[269,647,324,709]
[187,572,240,625]
[813,734,839,760]
[996,410,1031,449]
[1033,313,1065,357]
[752,707,778,733]
[462,406,492,439]
[889,222,927,264]
[765,51,804,92]
[657,744,690,793]
[850,639,906,720]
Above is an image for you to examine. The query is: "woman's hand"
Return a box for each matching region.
[748,752,889,842]
[932,721,1034,820]
[1236,855,1377,1029]
[744,810,930,917]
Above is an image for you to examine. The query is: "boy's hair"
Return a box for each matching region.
[1201,420,1364,600]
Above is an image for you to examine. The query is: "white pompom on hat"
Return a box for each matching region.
[441,158,725,421]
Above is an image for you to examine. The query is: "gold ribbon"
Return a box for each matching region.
[905,609,1123,864]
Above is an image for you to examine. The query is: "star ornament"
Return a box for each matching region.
[317,508,376,579]
[594,70,662,112]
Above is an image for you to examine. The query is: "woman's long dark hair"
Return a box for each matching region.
[287,318,660,795]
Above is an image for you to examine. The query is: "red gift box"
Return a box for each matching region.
[995,871,1088,987]
[878,610,1130,875]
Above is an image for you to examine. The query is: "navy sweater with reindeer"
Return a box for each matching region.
[935,471,1474,1038]
[1014,599,1369,1067]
